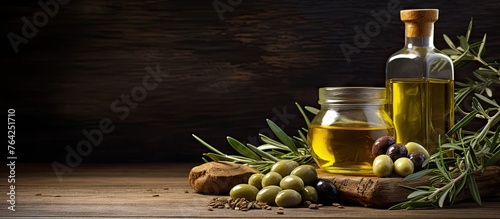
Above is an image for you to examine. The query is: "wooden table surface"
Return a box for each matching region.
[1,163,499,218]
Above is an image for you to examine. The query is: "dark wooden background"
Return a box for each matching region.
[2,0,499,164]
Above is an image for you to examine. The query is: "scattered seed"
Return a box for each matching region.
[248,201,254,209]
[184,190,189,193]
[207,197,269,211]
[53,195,61,197]
[163,188,169,190]
[266,206,272,210]
[337,206,344,209]
[317,204,323,207]
[146,189,153,192]
[278,207,284,210]
[35,193,42,196]
[308,204,318,209]
[207,206,213,211]
[152,194,159,197]
[277,211,284,214]
[332,203,340,207]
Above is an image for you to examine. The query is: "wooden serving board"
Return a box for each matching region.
[318,166,500,208]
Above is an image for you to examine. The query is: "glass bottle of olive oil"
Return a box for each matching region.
[386,9,454,154]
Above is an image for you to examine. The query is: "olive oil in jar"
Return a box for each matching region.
[307,87,395,176]
[387,78,454,154]
[308,124,394,175]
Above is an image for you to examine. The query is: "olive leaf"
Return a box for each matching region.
[305,106,320,115]
[295,102,311,126]
[404,169,434,181]
[246,144,279,162]
[266,119,298,155]
[226,136,261,161]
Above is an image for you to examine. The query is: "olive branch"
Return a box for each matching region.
[192,103,316,173]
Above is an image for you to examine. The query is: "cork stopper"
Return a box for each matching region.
[400,9,438,37]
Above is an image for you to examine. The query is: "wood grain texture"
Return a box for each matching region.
[1,163,499,218]
[319,166,500,208]
[1,0,499,163]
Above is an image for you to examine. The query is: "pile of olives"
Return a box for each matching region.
[371,136,430,177]
[229,160,338,208]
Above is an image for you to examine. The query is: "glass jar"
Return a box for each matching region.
[308,87,395,175]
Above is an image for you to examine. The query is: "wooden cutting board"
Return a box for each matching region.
[318,166,500,208]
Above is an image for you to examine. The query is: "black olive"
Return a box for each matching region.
[371,136,396,156]
[409,152,426,171]
[385,144,408,161]
[315,179,337,204]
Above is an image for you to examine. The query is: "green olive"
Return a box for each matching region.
[394,157,415,177]
[261,172,282,187]
[270,160,299,177]
[229,184,259,201]
[405,142,430,159]
[279,175,304,192]
[300,186,318,203]
[290,165,318,185]
[275,189,302,207]
[248,173,264,190]
[372,155,393,177]
[256,185,282,206]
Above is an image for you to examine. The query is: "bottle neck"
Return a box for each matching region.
[404,22,435,48]
[321,103,386,110]
[405,36,434,48]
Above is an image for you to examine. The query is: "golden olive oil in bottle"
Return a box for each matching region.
[386,9,454,154]
[387,78,454,153]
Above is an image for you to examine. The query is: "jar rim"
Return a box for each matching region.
[319,87,386,104]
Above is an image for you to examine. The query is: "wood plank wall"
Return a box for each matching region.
[2,0,499,163]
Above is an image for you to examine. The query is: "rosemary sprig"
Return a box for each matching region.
[192,103,313,173]
[391,18,500,210]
